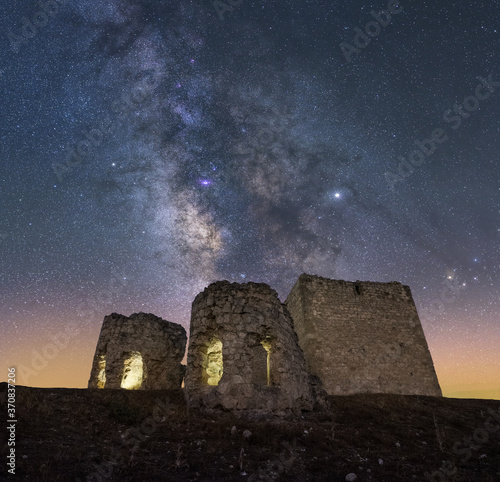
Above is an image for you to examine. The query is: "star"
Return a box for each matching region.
[0,0,497,403]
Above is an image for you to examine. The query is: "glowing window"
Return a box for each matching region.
[121,351,143,390]
[261,339,272,386]
[97,355,106,389]
[204,339,223,386]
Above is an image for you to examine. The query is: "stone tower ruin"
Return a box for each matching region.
[285,274,442,397]
[184,281,314,412]
[88,312,186,390]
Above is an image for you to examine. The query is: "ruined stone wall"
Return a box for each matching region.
[286,274,442,397]
[88,312,186,390]
[185,281,314,412]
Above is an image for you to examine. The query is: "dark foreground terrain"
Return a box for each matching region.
[1,383,499,481]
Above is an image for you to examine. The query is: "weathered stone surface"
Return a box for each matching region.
[185,281,314,412]
[88,312,186,390]
[285,274,442,397]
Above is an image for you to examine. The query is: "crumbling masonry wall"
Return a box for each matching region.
[285,274,442,397]
[185,281,314,412]
[88,312,186,390]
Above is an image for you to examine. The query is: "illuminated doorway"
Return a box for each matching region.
[97,355,106,389]
[203,338,223,386]
[121,351,143,390]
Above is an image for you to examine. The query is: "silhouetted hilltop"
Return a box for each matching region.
[2,383,499,481]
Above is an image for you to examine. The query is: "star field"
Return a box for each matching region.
[0,0,498,398]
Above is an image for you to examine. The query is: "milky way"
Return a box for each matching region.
[0,1,498,397]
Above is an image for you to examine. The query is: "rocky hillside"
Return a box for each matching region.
[1,383,499,481]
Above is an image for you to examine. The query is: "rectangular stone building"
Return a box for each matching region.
[285,274,442,396]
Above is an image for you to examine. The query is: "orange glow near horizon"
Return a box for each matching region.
[2,311,498,400]
[429,325,500,400]
[3,342,499,401]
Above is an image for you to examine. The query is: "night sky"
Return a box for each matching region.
[0,1,498,399]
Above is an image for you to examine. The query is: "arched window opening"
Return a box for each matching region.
[97,355,106,389]
[261,338,272,386]
[203,338,223,386]
[250,336,272,386]
[121,351,143,390]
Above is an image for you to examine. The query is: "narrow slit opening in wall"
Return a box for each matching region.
[261,338,272,386]
[354,283,362,295]
[250,336,273,386]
